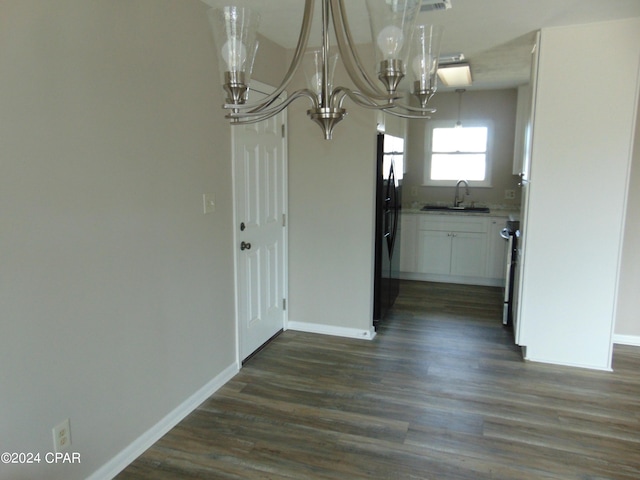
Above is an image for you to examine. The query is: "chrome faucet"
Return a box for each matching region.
[454,179,470,207]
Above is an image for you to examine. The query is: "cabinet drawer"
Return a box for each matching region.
[418,215,488,233]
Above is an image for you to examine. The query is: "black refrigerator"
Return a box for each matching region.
[373,132,402,329]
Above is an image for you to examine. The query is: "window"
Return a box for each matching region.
[383,134,404,182]
[424,121,492,187]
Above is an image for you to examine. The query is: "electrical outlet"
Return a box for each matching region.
[203,193,215,214]
[52,418,71,452]
[504,189,516,200]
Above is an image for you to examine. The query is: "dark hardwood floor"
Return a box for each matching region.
[117,281,640,479]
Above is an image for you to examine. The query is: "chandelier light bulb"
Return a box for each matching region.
[377,25,405,59]
[221,38,247,71]
[311,73,322,95]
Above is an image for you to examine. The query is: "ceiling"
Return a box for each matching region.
[204,0,640,91]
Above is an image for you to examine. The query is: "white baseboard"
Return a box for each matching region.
[87,362,239,480]
[613,334,640,346]
[287,321,376,341]
[400,272,504,287]
[522,354,613,372]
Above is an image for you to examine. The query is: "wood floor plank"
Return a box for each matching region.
[116,281,640,479]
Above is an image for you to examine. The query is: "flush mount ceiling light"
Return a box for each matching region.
[420,0,452,12]
[207,0,445,139]
[438,52,465,64]
[437,62,472,87]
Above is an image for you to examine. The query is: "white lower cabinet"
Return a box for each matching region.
[450,232,488,277]
[417,230,452,274]
[401,213,508,286]
[416,229,488,276]
[417,216,488,277]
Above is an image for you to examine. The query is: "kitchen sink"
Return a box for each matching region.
[420,205,491,213]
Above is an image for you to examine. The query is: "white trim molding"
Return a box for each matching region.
[613,334,640,347]
[522,354,613,372]
[87,363,239,480]
[287,321,376,341]
[400,271,504,287]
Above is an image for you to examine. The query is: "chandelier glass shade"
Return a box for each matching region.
[207,0,444,139]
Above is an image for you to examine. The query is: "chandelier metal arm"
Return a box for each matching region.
[329,0,394,102]
[226,89,319,124]
[381,108,433,119]
[330,0,382,95]
[390,103,437,114]
[332,88,395,110]
[333,88,436,119]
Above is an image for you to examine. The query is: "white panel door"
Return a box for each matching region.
[233,83,287,362]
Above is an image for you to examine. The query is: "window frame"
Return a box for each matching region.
[423,119,494,188]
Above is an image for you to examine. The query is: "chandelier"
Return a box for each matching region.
[207,0,444,139]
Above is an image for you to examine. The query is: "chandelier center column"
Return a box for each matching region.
[307,0,346,140]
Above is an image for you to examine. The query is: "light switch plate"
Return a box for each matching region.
[203,193,215,214]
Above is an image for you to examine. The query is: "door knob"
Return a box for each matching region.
[240,241,252,251]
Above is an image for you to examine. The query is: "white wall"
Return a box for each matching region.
[287,52,378,339]
[0,1,238,478]
[518,18,640,369]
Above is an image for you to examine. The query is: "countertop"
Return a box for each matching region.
[401,205,521,220]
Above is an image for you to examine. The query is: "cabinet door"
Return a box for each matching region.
[417,230,452,274]
[450,232,487,277]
